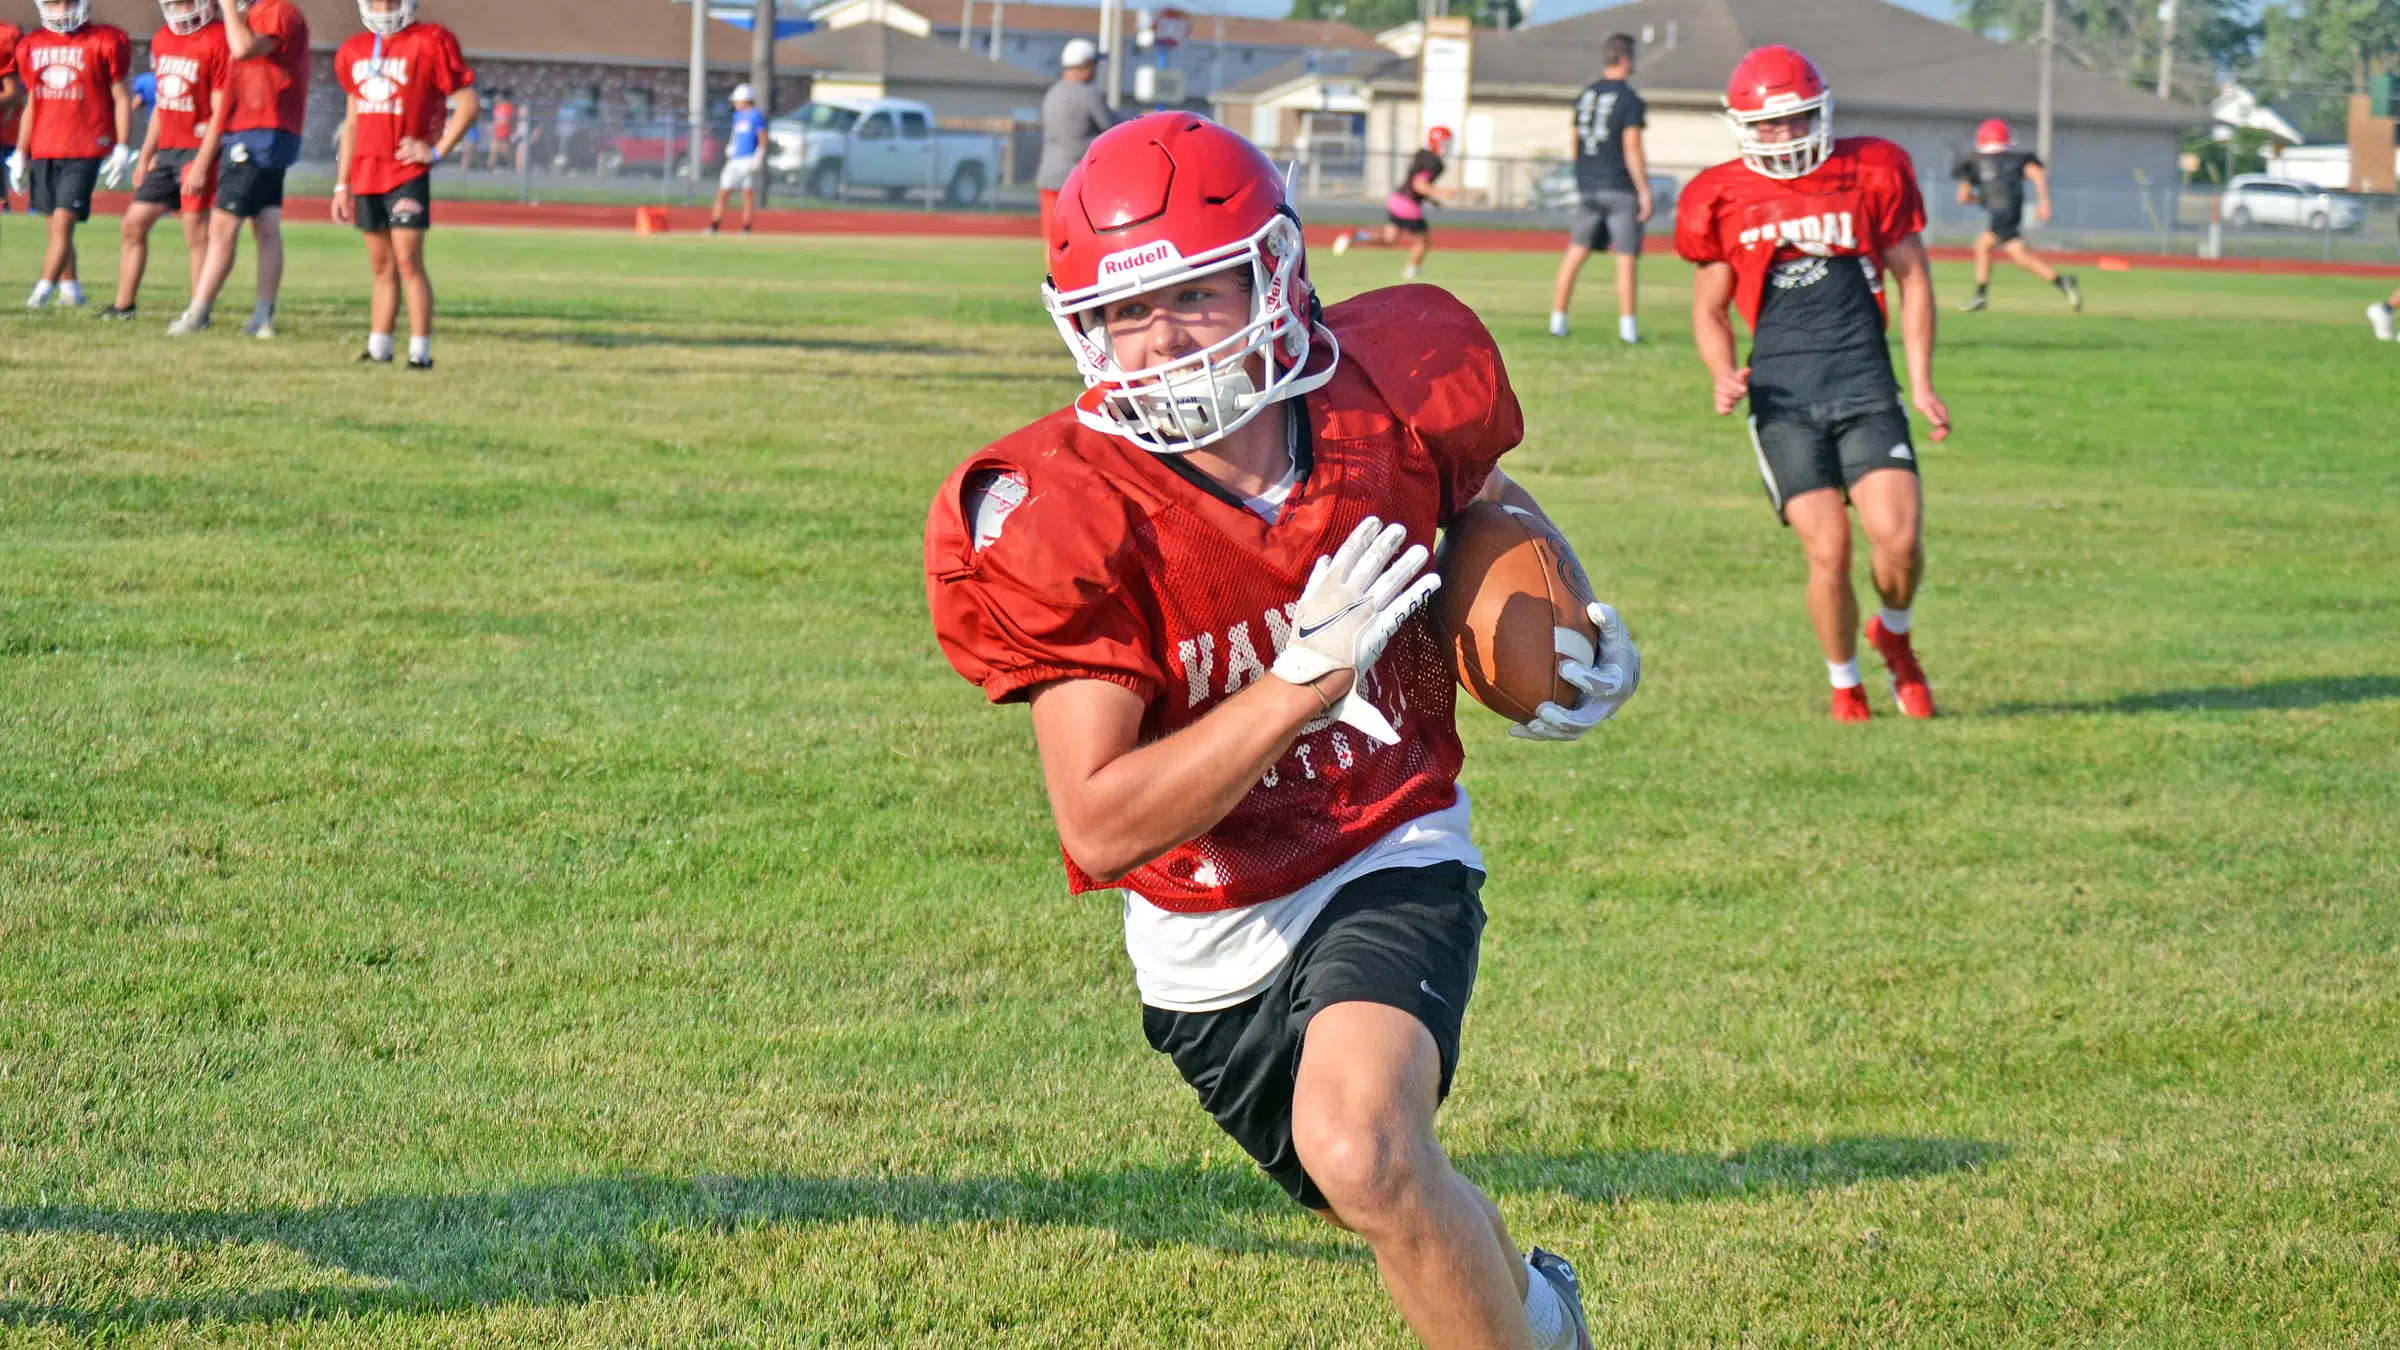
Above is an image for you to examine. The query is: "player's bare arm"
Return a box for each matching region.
[1690,260,1748,414]
[1623,125,1651,223]
[330,104,356,223]
[188,85,228,191]
[1882,234,1950,440]
[402,86,478,166]
[2025,159,2052,223]
[133,83,163,183]
[221,2,274,59]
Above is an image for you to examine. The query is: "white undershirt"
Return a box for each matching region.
[1239,459,1301,522]
[1123,788,1482,1012]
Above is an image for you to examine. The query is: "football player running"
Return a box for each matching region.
[1331,126,1457,280]
[1676,46,1946,723]
[927,114,1639,1350]
[10,0,133,311]
[331,0,476,370]
[101,0,229,322]
[1954,118,2079,313]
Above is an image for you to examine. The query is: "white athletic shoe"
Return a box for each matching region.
[1331,232,1352,256]
[1548,312,1570,338]
[2370,301,2396,342]
[1618,314,1641,344]
[1401,264,1420,280]
[25,286,51,309]
[1527,1248,1595,1350]
[244,313,276,340]
[167,307,212,336]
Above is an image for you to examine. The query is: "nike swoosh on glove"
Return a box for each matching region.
[1270,515,1440,746]
[1511,601,1642,741]
[100,146,135,190]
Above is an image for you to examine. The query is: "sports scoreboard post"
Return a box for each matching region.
[1417,16,1472,190]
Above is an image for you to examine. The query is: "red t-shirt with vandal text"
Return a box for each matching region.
[335,23,474,195]
[149,21,231,151]
[19,23,131,159]
[925,285,1519,913]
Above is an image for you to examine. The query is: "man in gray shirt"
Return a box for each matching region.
[1038,39,1116,241]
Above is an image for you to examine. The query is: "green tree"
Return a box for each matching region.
[1953,0,2255,102]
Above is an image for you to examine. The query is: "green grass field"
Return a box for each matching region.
[1,225,2395,1347]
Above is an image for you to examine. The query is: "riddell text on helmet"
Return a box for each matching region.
[1098,240,1186,280]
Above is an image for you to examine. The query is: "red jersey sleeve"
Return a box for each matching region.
[432,26,474,95]
[925,433,1165,705]
[1674,172,1728,265]
[1870,143,1926,246]
[1326,285,1522,523]
[0,28,18,83]
[100,26,130,86]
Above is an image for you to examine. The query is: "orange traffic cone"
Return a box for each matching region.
[634,206,670,236]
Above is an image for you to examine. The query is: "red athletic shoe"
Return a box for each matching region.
[1831,685,1871,722]
[1866,616,1937,719]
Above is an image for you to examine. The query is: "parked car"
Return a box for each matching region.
[767,97,1003,207]
[596,121,724,177]
[2221,174,2364,231]
[1531,163,1679,219]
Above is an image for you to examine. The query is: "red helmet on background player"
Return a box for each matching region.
[1723,45,1833,180]
[1426,125,1454,153]
[1043,112,1337,455]
[1975,118,2012,153]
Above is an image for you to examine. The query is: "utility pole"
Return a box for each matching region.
[990,0,1005,60]
[689,0,709,197]
[961,0,973,49]
[1101,0,1122,109]
[2036,0,2055,167]
[751,0,776,207]
[2155,0,2176,99]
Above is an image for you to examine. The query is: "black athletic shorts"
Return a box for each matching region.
[1985,206,2024,244]
[1748,393,1918,524]
[354,175,432,232]
[134,148,196,207]
[1141,861,1486,1210]
[1385,210,1430,236]
[29,156,101,221]
[216,150,287,218]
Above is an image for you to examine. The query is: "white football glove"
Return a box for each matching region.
[6,152,26,198]
[100,145,135,190]
[1271,516,1440,746]
[1510,601,1642,741]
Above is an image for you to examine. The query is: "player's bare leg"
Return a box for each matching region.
[1549,243,1591,335]
[1294,1002,1536,1350]
[392,226,435,368]
[245,209,284,337]
[1406,234,1431,279]
[40,210,75,287]
[112,201,170,312]
[2001,237,2058,284]
[739,186,756,233]
[708,185,732,233]
[1614,253,1639,338]
[181,205,209,294]
[360,227,400,363]
[1783,488,1870,721]
[174,207,246,333]
[1960,229,1996,311]
[1852,468,1934,718]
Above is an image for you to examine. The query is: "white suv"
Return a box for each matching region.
[2223,174,2365,231]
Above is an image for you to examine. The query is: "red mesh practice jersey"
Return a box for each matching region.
[19,24,130,159]
[0,26,20,146]
[1674,137,1926,330]
[335,24,473,195]
[149,22,229,151]
[926,285,1521,913]
[225,0,309,134]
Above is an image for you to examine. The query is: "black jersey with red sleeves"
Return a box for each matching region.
[924,284,1521,914]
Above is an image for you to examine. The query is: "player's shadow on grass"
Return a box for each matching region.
[0,1135,1993,1331]
[1990,674,2400,717]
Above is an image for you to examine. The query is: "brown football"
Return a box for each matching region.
[1432,502,1600,724]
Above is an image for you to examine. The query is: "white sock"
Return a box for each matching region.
[28,280,54,304]
[1523,1260,1571,1350]
[1549,310,1569,336]
[250,301,275,325]
[408,336,431,362]
[367,332,395,361]
[60,280,83,305]
[1618,313,1640,343]
[1879,606,1912,636]
[1402,264,1420,279]
[1829,659,1863,690]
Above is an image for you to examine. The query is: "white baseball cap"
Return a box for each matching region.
[731,84,756,103]
[1061,38,1099,67]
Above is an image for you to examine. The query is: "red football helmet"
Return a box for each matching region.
[1043,113,1336,454]
[1975,118,2012,153]
[1723,45,1833,180]
[1426,125,1455,153]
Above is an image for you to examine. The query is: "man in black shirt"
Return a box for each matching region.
[1550,32,1650,342]
[1953,118,2079,312]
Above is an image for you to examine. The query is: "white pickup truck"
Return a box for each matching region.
[767,96,1003,207]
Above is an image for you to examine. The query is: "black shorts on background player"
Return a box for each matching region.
[1141,862,1485,1210]
[29,157,101,221]
[216,157,287,218]
[1749,394,1917,522]
[133,148,200,208]
[354,175,432,232]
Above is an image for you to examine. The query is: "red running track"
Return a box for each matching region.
[69,192,2400,279]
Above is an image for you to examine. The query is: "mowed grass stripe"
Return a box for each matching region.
[0,226,2394,1345]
